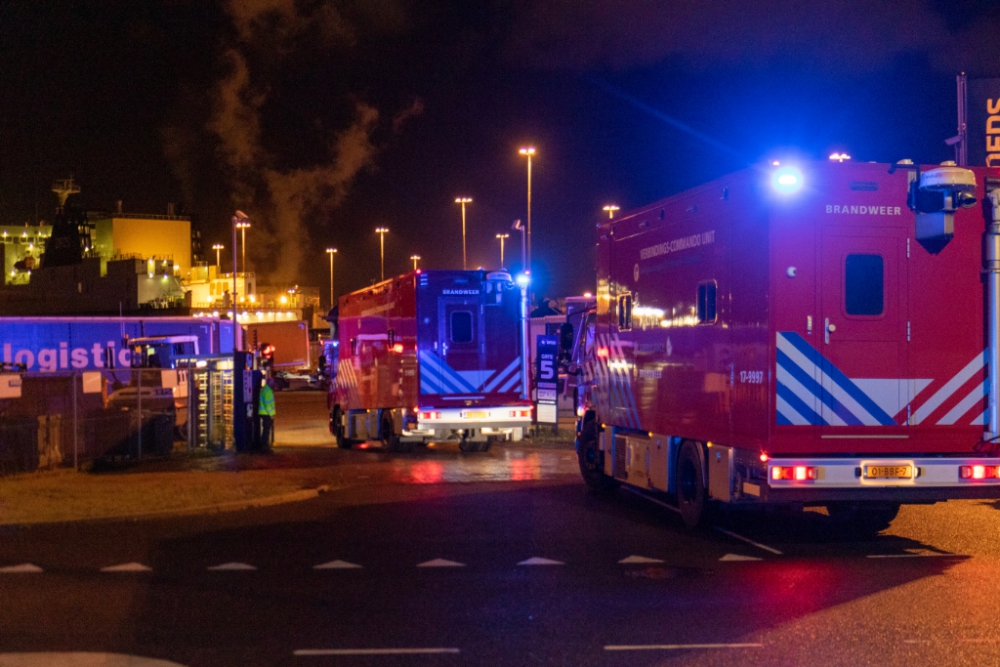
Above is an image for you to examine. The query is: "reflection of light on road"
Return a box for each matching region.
[398,461,444,484]
[507,452,541,481]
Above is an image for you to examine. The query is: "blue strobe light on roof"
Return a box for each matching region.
[772,165,804,194]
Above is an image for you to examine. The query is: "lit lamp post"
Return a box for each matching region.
[375,227,389,281]
[212,243,224,272]
[325,247,337,309]
[454,197,472,269]
[495,233,509,268]
[231,211,250,351]
[603,205,620,219]
[235,220,250,279]
[518,147,535,276]
[410,254,421,271]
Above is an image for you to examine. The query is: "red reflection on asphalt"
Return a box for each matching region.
[509,453,541,481]
[403,461,444,484]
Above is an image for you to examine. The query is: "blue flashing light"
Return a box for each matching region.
[515,273,530,288]
[772,166,803,194]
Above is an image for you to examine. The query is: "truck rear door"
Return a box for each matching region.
[818,227,910,432]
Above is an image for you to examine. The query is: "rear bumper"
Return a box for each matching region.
[756,456,1000,503]
[414,406,532,432]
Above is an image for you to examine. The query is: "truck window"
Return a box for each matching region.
[845,254,883,316]
[450,311,474,343]
[697,281,717,323]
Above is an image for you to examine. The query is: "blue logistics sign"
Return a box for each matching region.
[535,334,559,424]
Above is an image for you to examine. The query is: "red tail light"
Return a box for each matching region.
[419,411,440,420]
[960,465,1000,480]
[771,465,818,481]
[509,409,531,418]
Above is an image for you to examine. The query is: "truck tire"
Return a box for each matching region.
[826,502,900,537]
[576,414,617,491]
[676,441,713,528]
[458,437,478,453]
[380,414,406,452]
[332,407,351,449]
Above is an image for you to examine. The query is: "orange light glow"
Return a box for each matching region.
[596,347,609,358]
[794,466,807,481]
[760,453,769,462]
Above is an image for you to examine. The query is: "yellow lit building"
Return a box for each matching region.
[92,214,192,277]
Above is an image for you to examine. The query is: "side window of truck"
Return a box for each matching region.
[844,254,883,316]
[618,293,632,331]
[451,311,474,343]
[697,281,717,324]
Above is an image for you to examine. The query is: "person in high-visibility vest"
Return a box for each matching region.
[259,378,276,448]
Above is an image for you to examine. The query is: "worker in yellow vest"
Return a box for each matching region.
[259,378,276,449]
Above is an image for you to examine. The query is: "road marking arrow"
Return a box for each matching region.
[0,563,43,573]
[518,557,564,566]
[101,563,153,572]
[314,560,363,569]
[416,559,465,568]
[618,555,665,564]
[207,562,257,571]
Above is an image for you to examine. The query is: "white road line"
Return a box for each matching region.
[207,562,257,571]
[605,643,763,651]
[867,553,955,559]
[0,564,43,573]
[416,559,465,568]
[101,563,152,572]
[714,527,783,555]
[294,648,460,656]
[313,560,363,569]
[621,487,680,513]
[719,554,762,562]
[518,557,564,566]
[618,555,664,564]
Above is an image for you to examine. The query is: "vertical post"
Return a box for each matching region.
[72,370,78,471]
[232,215,240,353]
[187,367,195,450]
[518,276,530,401]
[136,366,142,459]
[957,73,968,167]
[985,189,1000,441]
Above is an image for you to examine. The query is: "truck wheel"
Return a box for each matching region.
[676,441,713,528]
[332,407,351,449]
[576,414,617,491]
[826,502,900,537]
[458,437,478,453]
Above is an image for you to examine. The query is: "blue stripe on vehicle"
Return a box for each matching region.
[780,332,896,426]
[419,351,476,394]
[777,347,861,426]
[483,357,520,392]
[776,379,825,426]
[776,411,793,425]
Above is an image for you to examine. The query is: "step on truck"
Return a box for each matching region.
[577,158,1000,533]
[327,270,532,452]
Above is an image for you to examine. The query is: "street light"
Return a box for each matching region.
[326,248,337,309]
[375,227,389,281]
[518,147,535,277]
[603,205,620,219]
[495,233,509,268]
[235,220,250,279]
[410,254,421,271]
[454,197,472,270]
[231,211,249,351]
[212,243,224,272]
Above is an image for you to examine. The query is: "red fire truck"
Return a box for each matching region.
[327,270,532,451]
[576,158,1000,532]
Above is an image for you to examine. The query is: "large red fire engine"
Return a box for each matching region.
[328,270,532,451]
[576,158,1000,532]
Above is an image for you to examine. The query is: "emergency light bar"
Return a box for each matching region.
[771,166,804,194]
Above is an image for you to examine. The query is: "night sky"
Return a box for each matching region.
[2,0,999,304]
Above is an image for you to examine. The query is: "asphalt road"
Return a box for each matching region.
[3,393,1000,666]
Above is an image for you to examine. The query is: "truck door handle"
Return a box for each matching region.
[825,318,836,344]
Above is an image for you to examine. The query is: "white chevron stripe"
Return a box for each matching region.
[776,394,810,425]
[913,352,984,424]
[937,381,986,425]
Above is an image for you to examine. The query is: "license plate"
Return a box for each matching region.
[464,411,488,419]
[865,465,912,479]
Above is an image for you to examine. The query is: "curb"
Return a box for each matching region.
[0,484,332,529]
